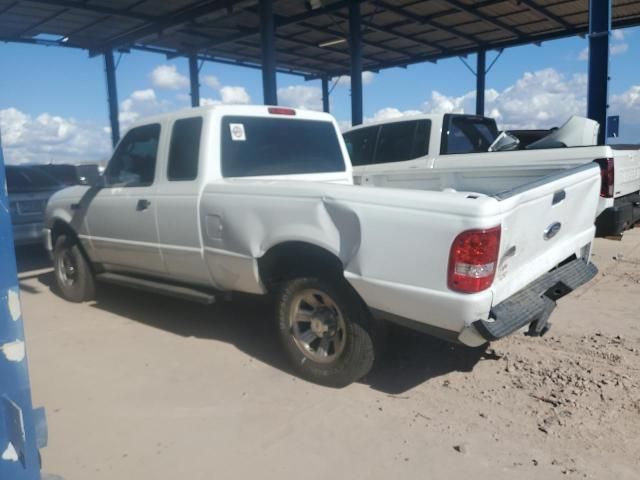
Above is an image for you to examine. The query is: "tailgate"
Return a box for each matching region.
[491,163,601,304]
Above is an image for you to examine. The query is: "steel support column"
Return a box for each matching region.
[260,0,277,105]
[587,0,611,145]
[349,0,363,125]
[104,50,120,147]
[0,141,43,480]
[322,76,330,113]
[188,54,200,107]
[476,49,486,116]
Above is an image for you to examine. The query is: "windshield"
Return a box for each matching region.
[6,165,62,193]
[221,116,345,177]
[441,114,499,154]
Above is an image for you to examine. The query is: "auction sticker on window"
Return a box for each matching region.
[229,123,246,141]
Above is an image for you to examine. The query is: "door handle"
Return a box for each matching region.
[136,199,151,211]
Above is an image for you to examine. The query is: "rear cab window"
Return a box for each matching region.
[375,120,431,164]
[168,117,203,181]
[343,120,431,167]
[221,116,345,177]
[343,126,378,166]
[441,114,498,154]
[6,166,61,193]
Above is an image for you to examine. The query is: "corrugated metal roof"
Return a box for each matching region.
[1,0,638,78]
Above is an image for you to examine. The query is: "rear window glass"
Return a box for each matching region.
[343,126,378,166]
[6,166,61,193]
[168,117,203,181]
[441,115,499,154]
[375,120,431,164]
[221,116,345,177]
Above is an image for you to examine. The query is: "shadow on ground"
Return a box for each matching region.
[22,243,496,394]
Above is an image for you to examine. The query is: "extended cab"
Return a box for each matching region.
[46,105,601,387]
[344,114,640,238]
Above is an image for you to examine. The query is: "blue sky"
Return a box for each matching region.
[1,26,639,164]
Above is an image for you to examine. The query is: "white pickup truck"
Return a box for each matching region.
[45,105,601,387]
[344,114,640,238]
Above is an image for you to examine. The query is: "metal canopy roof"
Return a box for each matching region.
[1,0,639,78]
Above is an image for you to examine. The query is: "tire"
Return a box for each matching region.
[53,235,96,303]
[275,276,381,388]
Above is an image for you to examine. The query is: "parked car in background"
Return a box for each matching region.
[46,105,601,387]
[7,165,64,245]
[35,163,101,186]
[343,114,640,238]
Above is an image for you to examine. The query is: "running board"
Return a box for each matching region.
[96,272,216,305]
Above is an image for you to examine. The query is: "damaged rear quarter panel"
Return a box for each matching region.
[200,180,500,332]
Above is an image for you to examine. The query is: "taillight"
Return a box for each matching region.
[268,107,296,116]
[595,158,614,198]
[448,226,501,293]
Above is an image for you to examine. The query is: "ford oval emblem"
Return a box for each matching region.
[543,222,562,240]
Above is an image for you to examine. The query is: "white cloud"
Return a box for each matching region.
[0,107,111,165]
[119,88,170,128]
[364,68,640,142]
[334,71,375,87]
[149,64,189,90]
[612,29,625,41]
[219,86,250,104]
[579,47,589,61]
[365,107,422,123]
[278,85,323,111]
[610,43,629,55]
[200,86,251,106]
[202,75,221,89]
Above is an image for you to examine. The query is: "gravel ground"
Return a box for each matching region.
[17,229,640,480]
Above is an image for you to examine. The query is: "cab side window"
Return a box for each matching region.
[106,124,160,187]
[375,120,431,164]
[167,117,203,181]
[343,127,378,166]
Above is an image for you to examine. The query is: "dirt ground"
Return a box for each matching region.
[16,230,640,480]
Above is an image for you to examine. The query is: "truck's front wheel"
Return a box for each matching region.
[275,277,380,387]
[53,235,96,303]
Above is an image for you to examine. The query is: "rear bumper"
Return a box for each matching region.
[12,222,46,246]
[472,258,597,342]
[595,193,640,237]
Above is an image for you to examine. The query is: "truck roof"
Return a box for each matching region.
[125,104,336,132]
[343,112,493,133]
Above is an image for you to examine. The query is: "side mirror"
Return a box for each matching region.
[489,131,520,152]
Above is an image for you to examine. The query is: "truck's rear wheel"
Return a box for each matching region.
[275,277,379,387]
[53,235,96,303]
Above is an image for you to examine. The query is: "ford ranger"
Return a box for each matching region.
[45,105,601,387]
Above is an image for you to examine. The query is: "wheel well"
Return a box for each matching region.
[51,220,77,246]
[258,242,344,292]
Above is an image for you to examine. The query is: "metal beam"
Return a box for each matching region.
[587,0,611,145]
[517,0,573,29]
[476,49,486,116]
[188,54,200,107]
[101,0,242,50]
[104,50,120,147]
[260,0,277,105]
[440,0,522,38]
[201,0,362,50]
[373,1,480,47]
[322,76,330,113]
[349,0,363,126]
